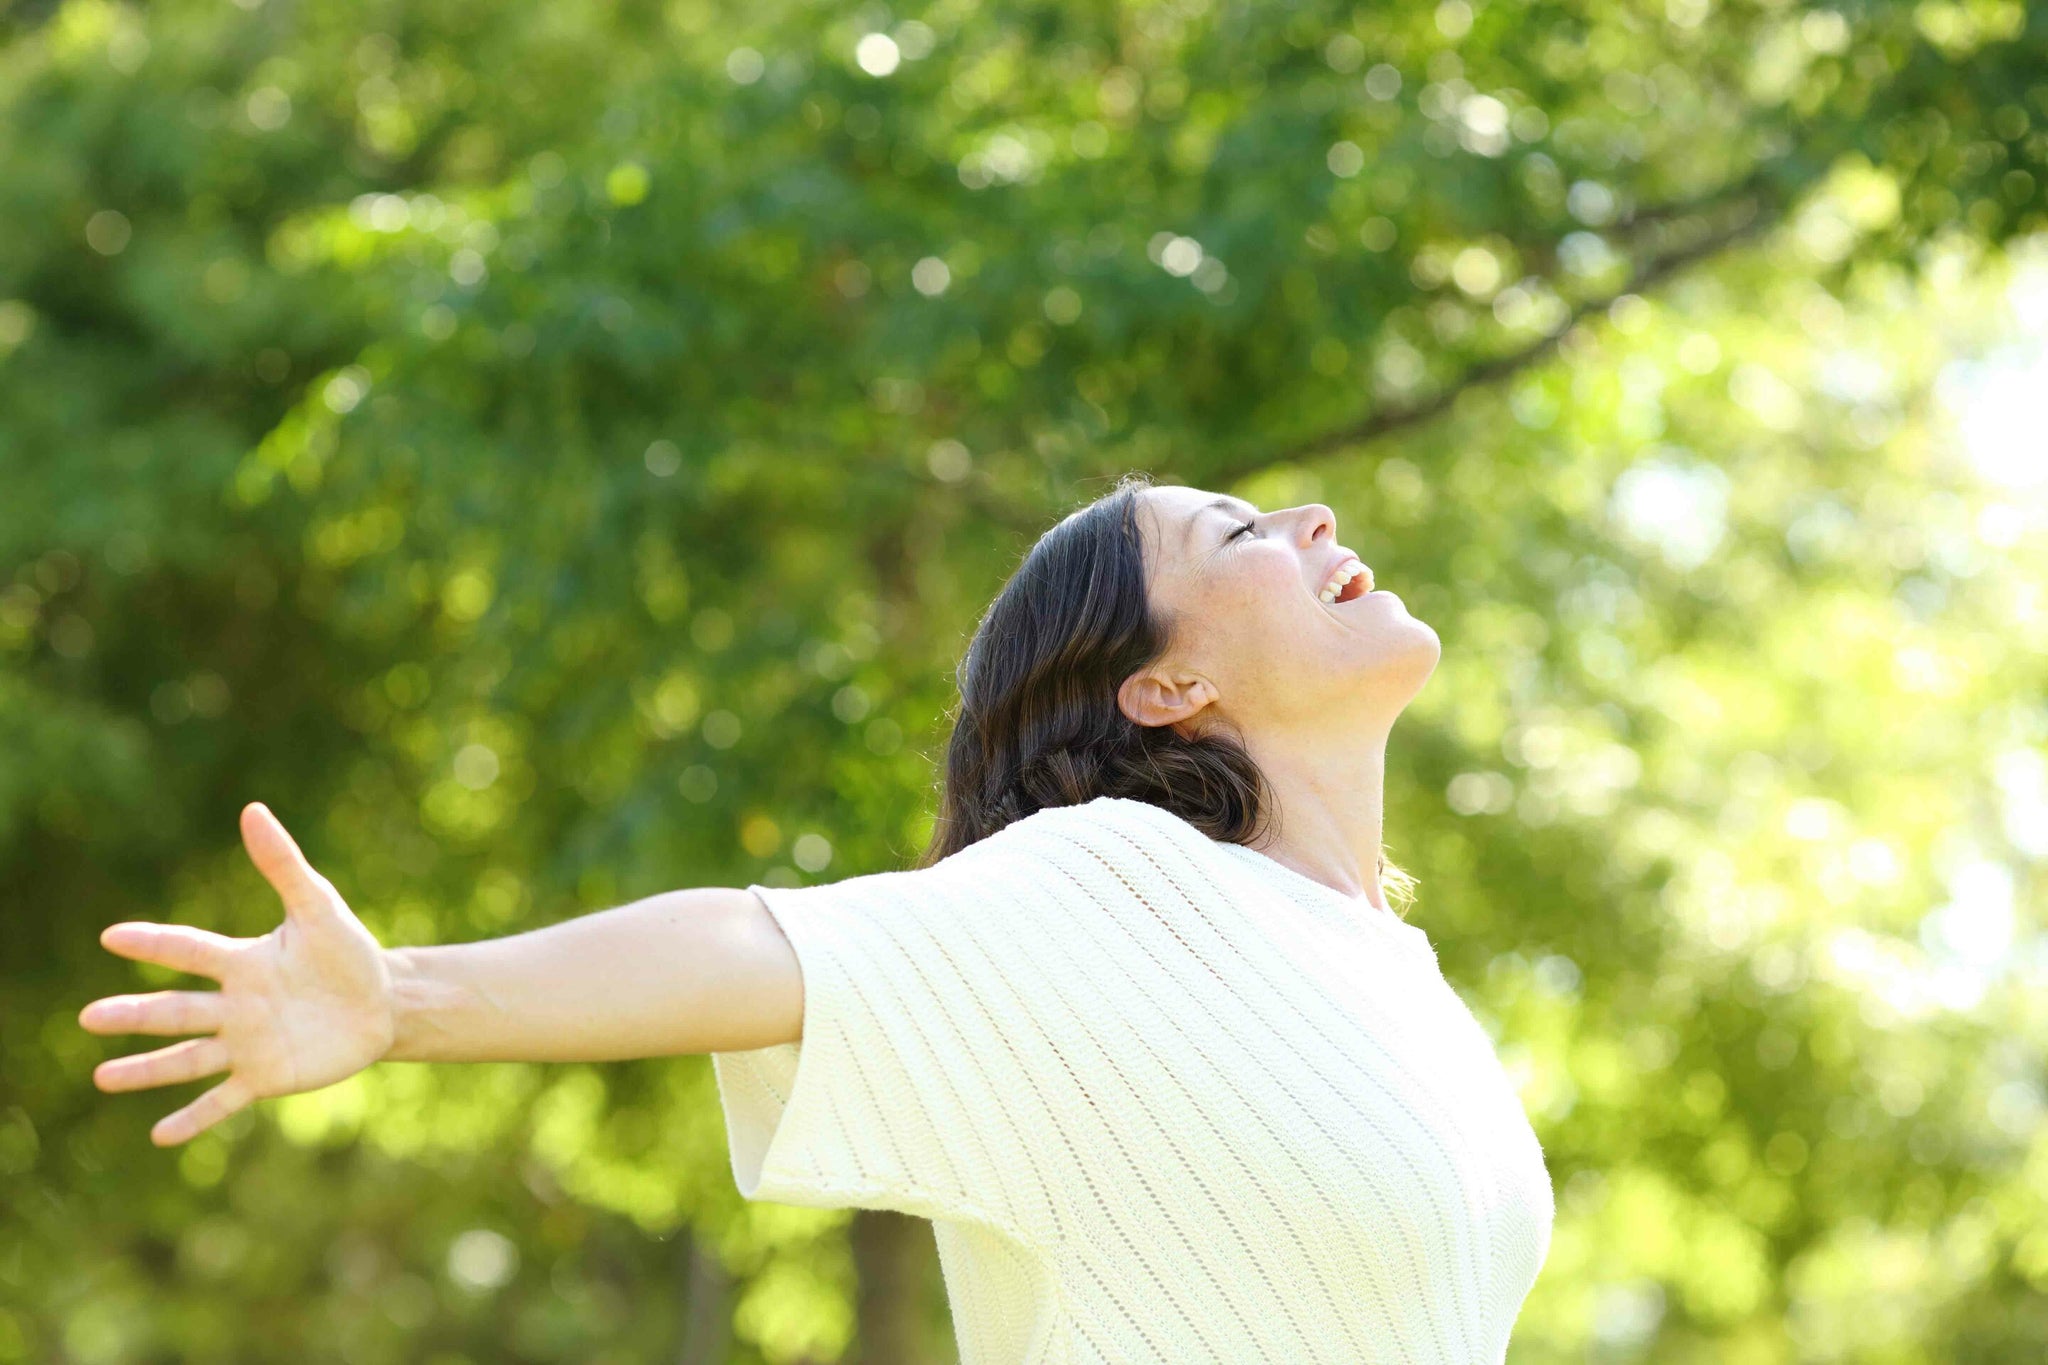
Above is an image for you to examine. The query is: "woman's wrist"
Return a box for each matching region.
[381,945,473,1063]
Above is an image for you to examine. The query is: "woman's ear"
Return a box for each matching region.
[1117,670,1218,731]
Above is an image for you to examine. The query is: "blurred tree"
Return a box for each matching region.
[2,0,2044,1361]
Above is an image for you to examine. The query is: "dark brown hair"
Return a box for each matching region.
[917,471,1417,915]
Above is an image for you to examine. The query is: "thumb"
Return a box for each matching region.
[240,802,340,923]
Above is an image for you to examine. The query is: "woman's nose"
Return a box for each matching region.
[1295,504,1336,546]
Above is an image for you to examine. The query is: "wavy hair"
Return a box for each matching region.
[917,471,1417,917]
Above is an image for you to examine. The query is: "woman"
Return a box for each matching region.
[80,473,1555,1363]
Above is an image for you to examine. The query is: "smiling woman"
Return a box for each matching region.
[79,473,1549,1365]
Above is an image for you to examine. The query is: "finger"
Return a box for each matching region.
[98,922,237,979]
[240,802,336,921]
[95,1036,231,1094]
[79,989,226,1037]
[152,1074,253,1148]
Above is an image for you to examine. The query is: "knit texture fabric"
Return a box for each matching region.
[711,794,1555,1364]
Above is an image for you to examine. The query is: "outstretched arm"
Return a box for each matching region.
[79,802,803,1146]
[384,881,800,1063]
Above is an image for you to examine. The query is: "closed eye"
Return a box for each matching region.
[1226,519,1257,542]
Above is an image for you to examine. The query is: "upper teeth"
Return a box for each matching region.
[1319,558,1370,604]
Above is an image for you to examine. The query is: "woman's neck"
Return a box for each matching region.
[1239,725,1393,911]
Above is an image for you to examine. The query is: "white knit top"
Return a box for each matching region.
[711,794,1554,1364]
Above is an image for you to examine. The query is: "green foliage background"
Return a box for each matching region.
[2,0,2045,1360]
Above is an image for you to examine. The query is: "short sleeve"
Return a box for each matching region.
[709,808,1092,1235]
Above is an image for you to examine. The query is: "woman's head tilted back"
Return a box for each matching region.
[922,473,1438,909]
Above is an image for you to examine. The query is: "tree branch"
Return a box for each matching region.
[1610,165,1779,239]
[1204,187,1788,485]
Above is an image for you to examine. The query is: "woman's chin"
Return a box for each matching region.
[1353,591,1438,645]
[1375,613,1442,693]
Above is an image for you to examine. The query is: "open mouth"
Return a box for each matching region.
[1317,558,1374,606]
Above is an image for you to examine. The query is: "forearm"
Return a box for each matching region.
[383,885,801,1063]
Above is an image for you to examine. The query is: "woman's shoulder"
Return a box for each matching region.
[923,796,1200,872]
[997,794,1198,847]
[964,797,1217,884]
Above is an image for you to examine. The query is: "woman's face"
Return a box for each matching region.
[1122,484,1441,740]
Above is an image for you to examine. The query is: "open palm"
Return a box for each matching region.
[79,803,395,1147]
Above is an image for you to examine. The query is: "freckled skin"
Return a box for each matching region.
[1117,485,1442,909]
